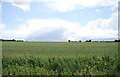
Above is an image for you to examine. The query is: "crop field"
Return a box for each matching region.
[2,42,119,75]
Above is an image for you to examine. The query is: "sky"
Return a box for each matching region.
[0,0,119,41]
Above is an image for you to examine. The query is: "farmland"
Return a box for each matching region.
[2,42,119,75]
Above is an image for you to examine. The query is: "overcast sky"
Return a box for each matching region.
[0,0,119,41]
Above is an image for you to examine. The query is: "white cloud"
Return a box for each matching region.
[74,12,118,40]
[9,0,119,12]
[0,1,1,8]
[0,24,6,38]
[2,19,80,41]
[0,24,6,31]
[11,0,31,12]
[44,0,100,12]
[95,9,100,13]
[100,0,118,7]
[41,0,119,12]
[2,12,118,41]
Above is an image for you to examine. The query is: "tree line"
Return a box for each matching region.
[0,39,24,42]
[0,39,120,42]
[68,39,120,42]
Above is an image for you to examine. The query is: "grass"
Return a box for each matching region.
[2,42,118,58]
[2,42,119,75]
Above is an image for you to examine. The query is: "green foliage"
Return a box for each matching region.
[2,42,119,75]
[2,55,118,75]
[2,42,118,58]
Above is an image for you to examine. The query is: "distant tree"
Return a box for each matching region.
[89,40,91,42]
[16,40,24,42]
[114,39,120,42]
[68,40,70,42]
[86,40,91,42]
[79,40,81,42]
[1,39,16,42]
[12,39,16,41]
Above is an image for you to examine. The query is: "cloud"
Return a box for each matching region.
[2,19,80,41]
[95,9,100,13]
[11,0,31,12]
[9,0,119,12]
[42,0,119,12]
[2,12,118,41]
[0,1,1,8]
[74,12,118,40]
[43,0,100,12]
[0,24,6,38]
[0,24,6,31]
